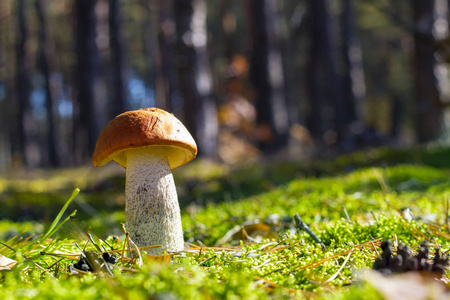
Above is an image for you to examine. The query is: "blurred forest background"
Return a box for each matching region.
[1,0,450,170]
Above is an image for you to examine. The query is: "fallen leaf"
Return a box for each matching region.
[147,254,172,263]
[361,269,450,300]
[217,220,273,245]
[0,254,17,271]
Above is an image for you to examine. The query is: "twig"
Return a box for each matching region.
[120,223,134,263]
[294,213,325,248]
[324,251,352,283]
[374,170,390,194]
[264,240,302,254]
[87,233,102,252]
[394,234,398,249]
[370,211,379,226]
[424,223,450,241]
[293,238,384,273]
[40,252,80,258]
[398,218,432,242]
[446,195,449,234]
[127,237,143,267]
[198,255,217,266]
[342,206,351,223]
[370,240,380,257]
[259,239,383,278]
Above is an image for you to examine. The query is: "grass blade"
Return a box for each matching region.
[41,188,80,241]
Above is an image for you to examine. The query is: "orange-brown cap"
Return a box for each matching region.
[92,108,197,169]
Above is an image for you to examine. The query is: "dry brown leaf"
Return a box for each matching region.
[362,269,450,300]
[147,254,172,263]
[217,221,273,245]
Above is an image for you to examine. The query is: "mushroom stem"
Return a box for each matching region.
[125,148,184,255]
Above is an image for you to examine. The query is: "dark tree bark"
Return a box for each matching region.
[74,0,101,162]
[448,0,450,34]
[247,0,290,152]
[141,0,172,111]
[339,0,365,138]
[0,0,12,168]
[157,0,179,111]
[35,0,60,167]
[174,0,218,157]
[14,0,33,166]
[390,95,402,139]
[109,0,127,117]
[306,0,340,144]
[221,0,235,62]
[413,0,442,143]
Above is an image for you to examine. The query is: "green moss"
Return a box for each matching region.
[1,148,450,298]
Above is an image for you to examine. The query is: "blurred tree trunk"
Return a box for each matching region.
[174,0,218,157]
[74,0,100,162]
[109,0,127,117]
[339,0,365,140]
[390,95,402,139]
[448,0,450,33]
[141,0,171,111]
[247,0,290,152]
[0,0,12,168]
[14,0,32,166]
[36,0,60,167]
[413,0,442,143]
[306,0,340,145]
[221,0,235,62]
[156,0,178,111]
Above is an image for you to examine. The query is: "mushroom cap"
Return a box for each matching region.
[92,108,197,169]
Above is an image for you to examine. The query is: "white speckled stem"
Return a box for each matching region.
[125,148,184,255]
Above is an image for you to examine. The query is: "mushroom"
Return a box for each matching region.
[92,108,197,255]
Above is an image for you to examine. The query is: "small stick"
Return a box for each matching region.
[127,237,143,267]
[446,195,449,234]
[40,252,80,258]
[198,255,217,266]
[324,251,352,283]
[370,240,380,256]
[121,223,133,261]
[342,205,351,223]
[87,233,103,252]
[294,213,325,248]
[74,243,87,259]
[374,170,390,194]
[393,234,398,249]
[47,257,65,277]
[370,211,380,226]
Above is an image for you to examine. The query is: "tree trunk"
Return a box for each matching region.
[247,0,290,152]
[14,0,33,166]
[221,0,235,62]
[109,0,127,117]
[74,0,101,162]
[413,0,442,143]
[339,0,365,138]
[141,0,171,111]
[0,0,12,168]
[306,0,340,144]
[174,0,218,157]
[35,0,60,167]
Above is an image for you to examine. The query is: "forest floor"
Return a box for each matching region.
[1,146,450,299]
